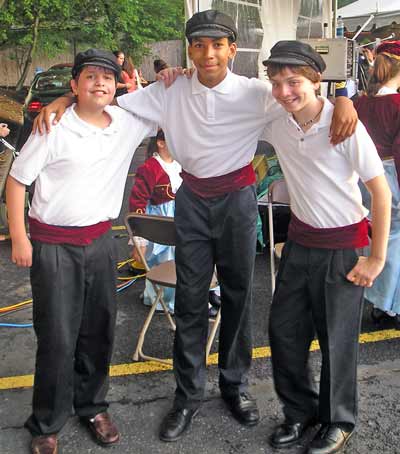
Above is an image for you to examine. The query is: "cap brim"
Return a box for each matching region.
[262,56,308,67]
[188,29,231,39]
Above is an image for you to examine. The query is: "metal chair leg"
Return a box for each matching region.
[133,283,175,363]
[206,308,221,361]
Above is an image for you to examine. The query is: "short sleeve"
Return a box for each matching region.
[9,132,51,186]
[346,121,384,183]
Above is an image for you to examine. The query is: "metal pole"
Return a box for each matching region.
[333,0,337,38]
[352,14,374,41]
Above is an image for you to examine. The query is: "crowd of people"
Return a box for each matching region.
[3,8,399,454]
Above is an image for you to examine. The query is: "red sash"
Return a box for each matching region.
[288,212,370,249]
[181,163,256,198]
[29,217,112,246]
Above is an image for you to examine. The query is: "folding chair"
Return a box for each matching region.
[267,179,290,293]
[125,213,220,365]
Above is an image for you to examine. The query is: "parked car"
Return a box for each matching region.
[16,66,72,150]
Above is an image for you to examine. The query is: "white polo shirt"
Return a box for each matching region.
[117,69,284,178]
[10,105,156,226]
[262,97,384,228]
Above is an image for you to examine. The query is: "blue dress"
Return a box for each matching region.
[360,160,400,314]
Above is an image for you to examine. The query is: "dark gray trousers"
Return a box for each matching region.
[25,231,117,436]
[269,240,364,426]
[173,184,258,408]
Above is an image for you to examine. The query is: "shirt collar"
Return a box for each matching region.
[285,96,332,132]
[377,86,398,95]
[191,68,233,95]
[61,104,120,137]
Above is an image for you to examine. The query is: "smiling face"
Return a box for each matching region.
[70,65,116,110]
[269,66,320,114]
[188,37,237,88]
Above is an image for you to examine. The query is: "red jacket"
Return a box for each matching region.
[355,93,400,185]
[129,157,176,213]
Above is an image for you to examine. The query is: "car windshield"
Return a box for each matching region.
[33,72,71,91]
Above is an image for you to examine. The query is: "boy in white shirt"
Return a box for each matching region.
[6,49,156,454]
[262,41,391,454]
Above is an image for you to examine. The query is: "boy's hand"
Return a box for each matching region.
[346,255,385,287]
[33,95,74,135]
[156,67,194,88]
[11,236,33,267]
[0,123,10,138]
[330,97,358,145]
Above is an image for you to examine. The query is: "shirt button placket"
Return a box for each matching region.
[206,91,215,121]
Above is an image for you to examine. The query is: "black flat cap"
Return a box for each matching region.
[72,49,121,78]
[263,40,326,73]
[185,9,237,42]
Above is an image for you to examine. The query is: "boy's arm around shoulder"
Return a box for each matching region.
[346,174,391,287]
[6,176,32,267]
[33,92,74,135]
[330,96,358,145]
[116,80,168,127]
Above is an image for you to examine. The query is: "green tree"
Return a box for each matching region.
[0,0,184,89]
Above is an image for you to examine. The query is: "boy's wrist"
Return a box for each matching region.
[10,230,28,242]
[368,255,385,264]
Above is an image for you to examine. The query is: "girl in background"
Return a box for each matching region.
[121,56,138,92]
[113,50,135,95]
[129,130,182,313]
[354,40,400,328]
[129,130,221,314]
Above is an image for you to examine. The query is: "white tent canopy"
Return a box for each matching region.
[338,0,400,17]
[184,0,333,79]
[338,0,400,32]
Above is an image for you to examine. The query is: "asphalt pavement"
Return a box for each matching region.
[1,142,400,454]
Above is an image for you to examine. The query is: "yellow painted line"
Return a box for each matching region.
[112,225,126,231]
[127,173,136,177]
[1,329,400,391]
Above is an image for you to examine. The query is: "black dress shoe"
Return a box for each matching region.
[222,392,260,426]
[159,406,198,442]
[307,423,354,454]
[269,420,314,449]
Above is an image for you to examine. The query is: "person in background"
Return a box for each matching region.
[354,40,400,329]
[0,123,11,241]
[262,40,391,454]
[0,122,10,139]
[129,129,182,313]
[358,44,375,93]
[129,129,221,315]
[154,59,169,74]
[113,50,134,96]
[6,49,157,454]
[121,56,138,93]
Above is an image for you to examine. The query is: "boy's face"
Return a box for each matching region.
[188,37,237,87]
[70,66,116,110]
[269,67,319,114]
